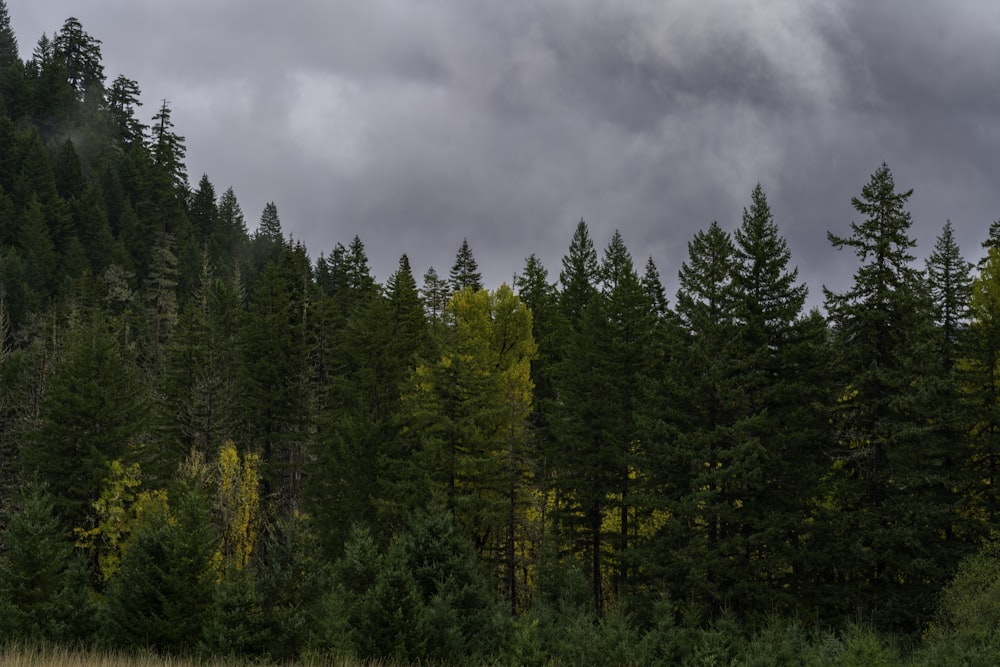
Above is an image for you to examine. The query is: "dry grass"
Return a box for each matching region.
[0,644,390,667]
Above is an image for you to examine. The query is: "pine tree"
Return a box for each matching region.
[659,220,747,617]
[237,243,312,508]
[726,185,826,618]
[156,264,243,469]
[22,310,148,527]
[211,186,249,278]
[250,201,284,274]
[255,512,345,660]
[551,219,610,612]
[594,230,654,598]
[0,0,17,70]
[53,17,105,103]
[190,173,218,244]
[965,247,1000,519]
[0,485,94,643]
[105,74,145,147]
[149,99,187,193]
[103,467,218,653]
[422,265,450,324]
[821,163,949,631]
[926,220,973,373]
[449,237,483,292]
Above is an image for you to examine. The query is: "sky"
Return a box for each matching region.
[8,1,1000,306]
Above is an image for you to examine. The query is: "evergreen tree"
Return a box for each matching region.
[53,138,85,201]
[449,237,483,292]
[22,310,148,527]
[190,173,218,244]
[821,163,950,631]
[308,251,407,550]
[422,265,450,324]
[0,485,96,643]
[156,265,243,469]
[965,247,1000,520]
[513,253,564,555]
[397,504,504,662]
[725,185,827,618]
[19,195,58,303]
[53,17,105,103]
[657,220,747,617]
[29,33,75,138]
[926,220,973,373]
[0,0,17,70]
[149,99,187,194]
[237,243,312,508]
[594,230,654,598]
[641,255,669,318]
[250,200,283,274]
[255,512,346,661]
[103,466,219,653]
[105,74,145,147]
[550,219,607,611]
[211,186,249,278]
[558,219,600,324]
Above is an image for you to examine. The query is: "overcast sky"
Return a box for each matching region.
[9,1,1000,306]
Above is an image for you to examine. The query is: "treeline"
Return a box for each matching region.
[3,7,1000,665]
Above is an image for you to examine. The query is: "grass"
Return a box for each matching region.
[0,644,395,667]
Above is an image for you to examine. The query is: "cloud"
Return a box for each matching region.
[8,1,1000,305]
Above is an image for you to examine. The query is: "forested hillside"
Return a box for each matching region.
[3,8,1000,665]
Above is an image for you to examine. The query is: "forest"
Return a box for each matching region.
[2,7,1000,666]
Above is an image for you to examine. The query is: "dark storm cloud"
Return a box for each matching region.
[9,1,1000,305]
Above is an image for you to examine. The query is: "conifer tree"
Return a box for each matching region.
[255,512,346,660]
[965,247,1000,519]
[594,230,654,597]
[105,74,145,147]
[513,253,564,540]
[23,310,148,527]
[658,221,747,617]
[0,485,94,643]
[422,265,450,324]
[53,17,105,103]
[237,243,312,508]
[821,163,950,631]
[726,185,826,617]
[309,253,417,550]
[551,219,610,612]
[250,201,284,275]
[190,173,218,244]
[149,99,187,194]
[449,237,483,292]
[926,220,973,373]
[0,0,17,70]
[103,466,218,653]
[212,186,249,278]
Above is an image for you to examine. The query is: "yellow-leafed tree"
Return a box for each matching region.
[215,441,261,569]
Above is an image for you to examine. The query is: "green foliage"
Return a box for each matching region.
[449,237,483,292]
[254,512,348,661]
[23,309,148,527]
[0,484,97,644]
[2,11,1000,663]
[101,468,218,653]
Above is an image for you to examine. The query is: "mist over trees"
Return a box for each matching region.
[3,8,1000,665]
